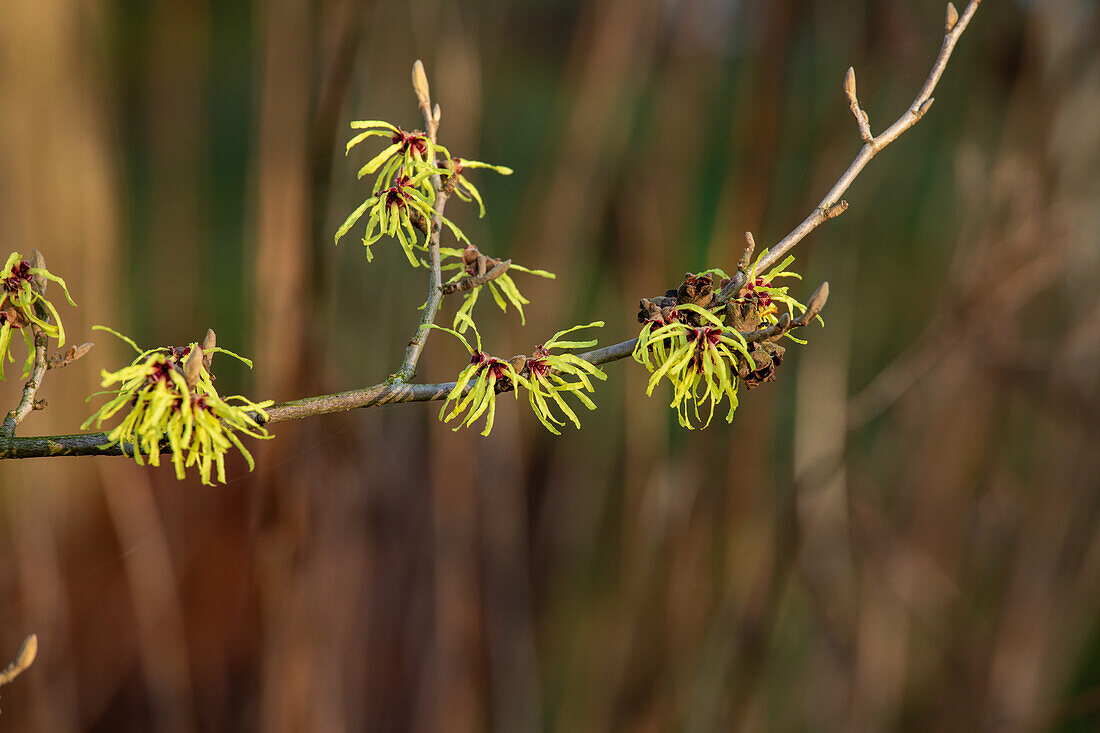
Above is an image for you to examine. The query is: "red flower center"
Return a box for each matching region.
[527,358,550,379]
[391,128,429,157]
[2,260,32,293]
[741,277,773,308]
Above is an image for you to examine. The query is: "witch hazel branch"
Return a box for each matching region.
[0,1,982,484]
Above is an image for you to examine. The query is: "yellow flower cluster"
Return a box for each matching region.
[633,304,755,429]
[83,328,273,485]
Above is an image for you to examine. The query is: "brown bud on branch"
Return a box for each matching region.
[47,342,94,370]
[202,328,217,370]
[844,66,857,102]
[946,3,959,32]
[796,282,830,325]
[411,60,431,109]
[185,345,204,390]
[845,67,874,143]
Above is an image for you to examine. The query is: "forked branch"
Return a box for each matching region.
[754,0,981,273]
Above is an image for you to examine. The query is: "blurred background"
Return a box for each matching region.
[1,0,1098,730]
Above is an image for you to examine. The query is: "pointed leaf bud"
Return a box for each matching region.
[844,67,857,104]
[185,345,204,390]
[202,329,216,369]
[799,282,829,324]
[945,3,959,32]
[411,60,431,108]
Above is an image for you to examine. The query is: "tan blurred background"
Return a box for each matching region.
[1,0,1099,730]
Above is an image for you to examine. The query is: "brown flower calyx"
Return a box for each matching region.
[441,244,512,295]
[637,297,680,325]
[727,298,764,332]
[740,341,786,389]
[461,243,502,278]
[0,304,28,330]
[638,272,735,325]
[440,158,463,195]
[676,272,715,308]
[408,209,430,235]
[637,296,677,324]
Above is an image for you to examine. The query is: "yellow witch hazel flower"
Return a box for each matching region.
[441,244,555,331]
[335,170,470,266]
[431,320,607,436]
[428,323,528,436]
[523,322,606,435]
[718,249,822,343]
[443,157,514,218]
[0,251,76,380]
[338,121,471,266]
[344,121,451,191]
[633,304,755,429]
[82,327,274,485]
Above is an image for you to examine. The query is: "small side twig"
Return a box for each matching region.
[844,67,874,144]
[739,231,757,272]
[47,342,94,370]
[442,260,511,295]
[714,232,758,305]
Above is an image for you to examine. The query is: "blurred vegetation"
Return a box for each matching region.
[2,0,1099,731]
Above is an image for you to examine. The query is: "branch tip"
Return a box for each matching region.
[800,281,830,324]
[753,0,980,273]
[47,341,93,370]
[442,259,512,295]
[740,232,757,271]
[845,67,874,142]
